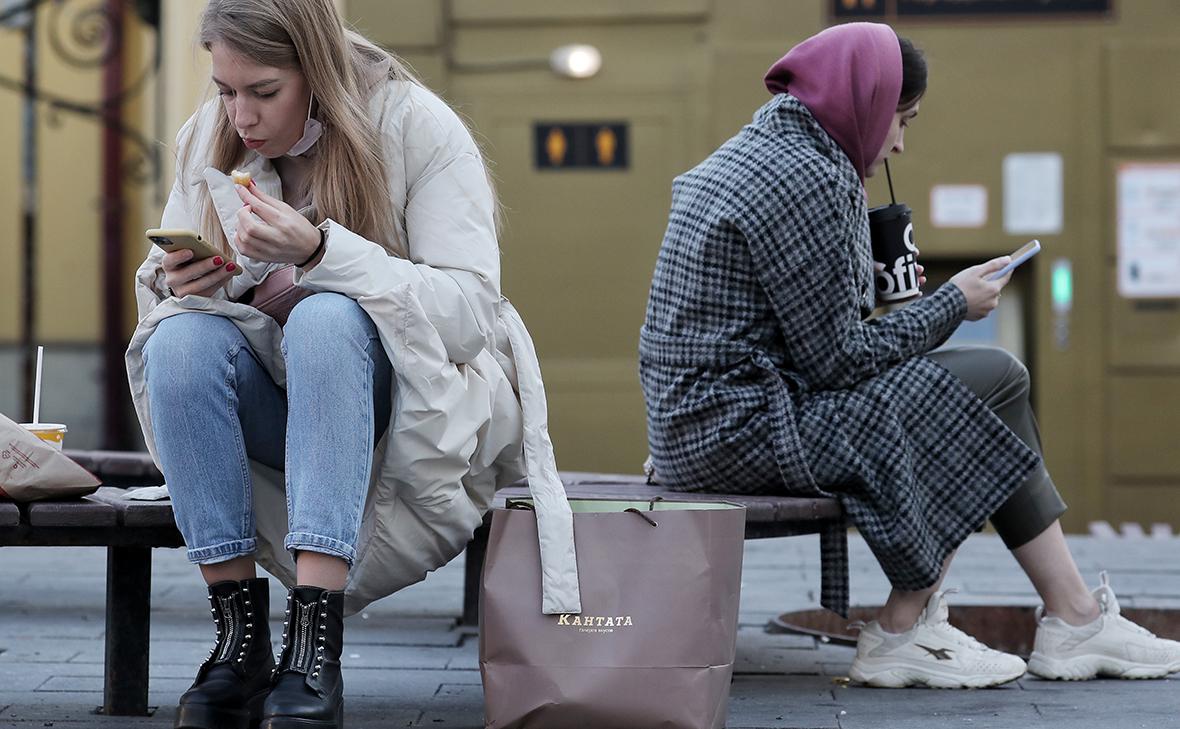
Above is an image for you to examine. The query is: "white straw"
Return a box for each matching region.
[32,345,43,425]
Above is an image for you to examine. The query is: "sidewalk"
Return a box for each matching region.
[3,531,1180,728]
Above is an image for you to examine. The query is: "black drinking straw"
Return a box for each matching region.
[884,158,897,205]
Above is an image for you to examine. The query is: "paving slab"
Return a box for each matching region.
[728,675,842,728]
[3,535,1180,727]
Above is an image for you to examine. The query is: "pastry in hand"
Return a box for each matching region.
[230,169,252,187]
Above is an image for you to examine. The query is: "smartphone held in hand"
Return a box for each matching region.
[988,239,1041,281]
[146,228,243,276]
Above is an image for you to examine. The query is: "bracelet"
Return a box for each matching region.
[297,227,326,268]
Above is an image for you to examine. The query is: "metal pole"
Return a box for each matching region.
[102,0,128,449]
[20,2,38,424]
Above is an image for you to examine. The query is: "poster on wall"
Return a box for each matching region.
[1003,153,1063,235]
[1117,163,1180,298]
[930,184,988,228]
[832,0,1112,19]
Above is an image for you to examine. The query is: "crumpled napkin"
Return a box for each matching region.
[123,484,170,501]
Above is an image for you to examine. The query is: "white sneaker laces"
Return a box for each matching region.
[1095,572,1157,638]
[942,623,991,651]
[1114,614,1156,638]
[926,589,993,652]
[1036,572,1157,639]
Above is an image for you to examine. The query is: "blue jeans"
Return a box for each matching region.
[143,293,393,566]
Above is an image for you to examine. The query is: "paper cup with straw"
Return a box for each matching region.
[867,159,921,303]
[21,346,67,450]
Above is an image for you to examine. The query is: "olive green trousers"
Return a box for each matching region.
[927,345,1067,550]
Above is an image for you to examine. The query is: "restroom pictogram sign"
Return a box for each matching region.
[534,122,629,170]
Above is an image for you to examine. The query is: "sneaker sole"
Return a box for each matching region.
[1027,652,1180,681]
[849,659,1024,689]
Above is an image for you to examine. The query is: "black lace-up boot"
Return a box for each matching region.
[175,578,274,729]
[261,586,346,729]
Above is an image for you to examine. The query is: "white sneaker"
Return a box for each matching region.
[1028,572,1180,680]
[849,590,1027,688]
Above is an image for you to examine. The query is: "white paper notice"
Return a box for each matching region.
[930,184,988,228]
[1117,163,1180,298]
[1003,153,1063,235]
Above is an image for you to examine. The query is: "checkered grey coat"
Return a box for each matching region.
[639,94,1041,616]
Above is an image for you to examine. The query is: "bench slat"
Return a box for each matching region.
[87,487,177,528]
[28,499,117,527]
[557,472,649,486]
[63,450,162,482]
[0,502,18,527]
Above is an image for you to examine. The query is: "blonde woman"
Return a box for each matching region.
[125,1,551,727]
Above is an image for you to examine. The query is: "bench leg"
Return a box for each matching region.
[462,522,491,627]
[102,546,152,716]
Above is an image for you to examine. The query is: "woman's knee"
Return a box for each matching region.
[991,348,1030,398]
[143,314,251,408]
[954,346,1029,400]
[284,293,376,348]
[144,313,240,372]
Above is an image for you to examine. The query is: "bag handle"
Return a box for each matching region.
[624,507,658,527]
[500,300,582,615]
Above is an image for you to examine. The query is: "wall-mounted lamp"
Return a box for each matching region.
[549,44,602,79]
[448,43,603,80]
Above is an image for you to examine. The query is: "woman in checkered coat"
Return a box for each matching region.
[640,23,1180,688]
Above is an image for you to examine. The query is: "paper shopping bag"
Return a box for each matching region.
[480,498,746,729]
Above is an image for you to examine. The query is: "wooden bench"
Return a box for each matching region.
[1,451,847,716]
[463,472,847,625]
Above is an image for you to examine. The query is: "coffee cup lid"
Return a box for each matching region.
[868,203,911,221]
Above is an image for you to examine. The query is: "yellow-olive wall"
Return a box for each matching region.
[1,9,105,342]
[0,33,19,341]
[5,1,1180,530]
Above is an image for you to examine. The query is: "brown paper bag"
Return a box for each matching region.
[480,498,746,729]
[0,413,99,501]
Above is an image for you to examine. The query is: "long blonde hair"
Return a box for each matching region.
[181,0,487,259]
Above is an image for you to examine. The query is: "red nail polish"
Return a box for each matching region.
[226,262,236,271]
[213,256,223,266]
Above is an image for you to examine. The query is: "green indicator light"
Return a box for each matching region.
[1051,259,1072,314]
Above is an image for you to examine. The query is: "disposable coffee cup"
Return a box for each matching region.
[868,203,920,302]
[21,423,67,451]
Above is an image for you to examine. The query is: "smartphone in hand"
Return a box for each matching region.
[988,239,1041,281]
[146,228,243,276]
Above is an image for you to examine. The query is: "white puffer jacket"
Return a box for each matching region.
[125,73,579,616]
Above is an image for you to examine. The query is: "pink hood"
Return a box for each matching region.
[765,23,902,182]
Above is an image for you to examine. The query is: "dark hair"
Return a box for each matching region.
[897,35,927,110]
